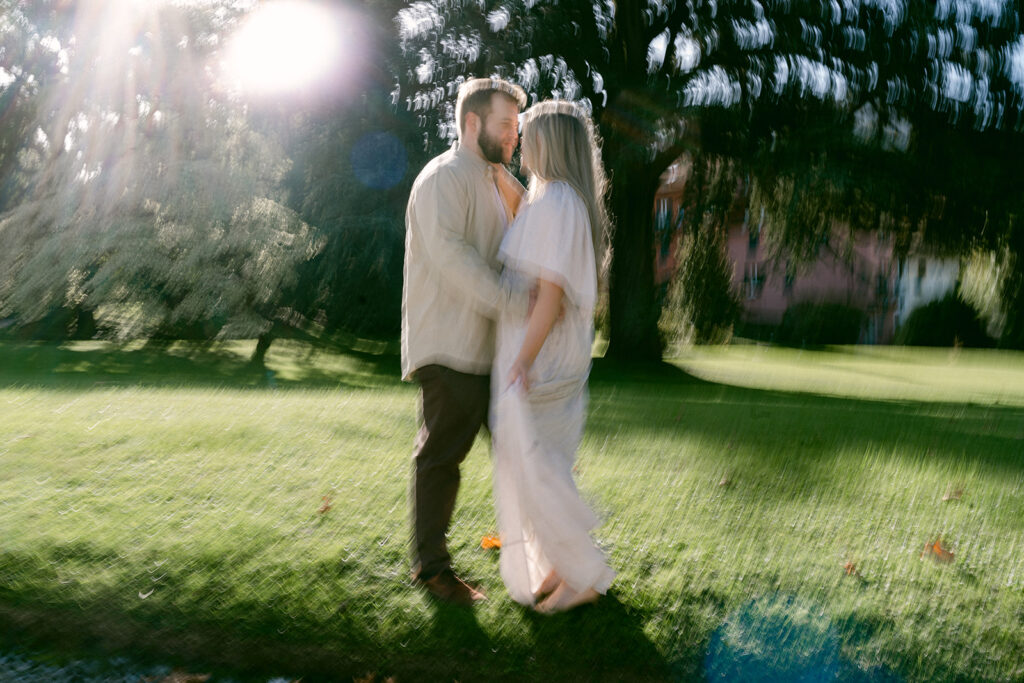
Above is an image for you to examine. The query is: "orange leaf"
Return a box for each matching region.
[317,496,332,514]
[921,537,955,563]
[481,535,501,549]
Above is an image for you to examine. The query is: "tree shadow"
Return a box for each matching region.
[591,355,712,387]
[0,340,402,391]
[585,363,1024,480]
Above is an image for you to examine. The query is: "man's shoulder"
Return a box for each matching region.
[410,150,480,210]
[409,155,449,201]
[414,147,465,185]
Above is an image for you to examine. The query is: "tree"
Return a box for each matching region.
[0,1,321,354]
[397,0,1024,357]
[272,0,424,342]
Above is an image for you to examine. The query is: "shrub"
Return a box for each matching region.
[777,301,864,346]
[896,294,993,347]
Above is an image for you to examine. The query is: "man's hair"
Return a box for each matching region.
[455,78,528,138]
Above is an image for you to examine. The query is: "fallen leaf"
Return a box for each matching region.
[843,561,859,576]
[921,538,955,563]
[942,486,964,502]
[481,535,501,549]
[318,496,332,514]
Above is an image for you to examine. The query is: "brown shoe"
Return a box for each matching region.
[415,569,486,607]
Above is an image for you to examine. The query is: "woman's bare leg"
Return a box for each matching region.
[535,581,599,613]
[533,569,561,601]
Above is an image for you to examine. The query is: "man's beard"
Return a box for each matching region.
[478,127,506,164]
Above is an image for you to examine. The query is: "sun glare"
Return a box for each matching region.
[224,1,342,95]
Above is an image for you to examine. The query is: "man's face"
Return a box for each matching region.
[477,93,520,165]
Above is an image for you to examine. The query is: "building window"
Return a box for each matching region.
[744,261,765,300]
[655,198,673,257]
[748,206,764,253]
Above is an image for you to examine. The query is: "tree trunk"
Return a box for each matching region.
[605,163,664,362]
[71,307,97,340]
[251,330,274,367]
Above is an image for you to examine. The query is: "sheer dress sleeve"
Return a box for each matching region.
[498,181,597,313]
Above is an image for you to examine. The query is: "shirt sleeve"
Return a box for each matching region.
[498,182,597,312]
[412,166,528,319]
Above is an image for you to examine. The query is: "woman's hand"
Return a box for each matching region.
[509,279,564,393]
[507,356,532,392]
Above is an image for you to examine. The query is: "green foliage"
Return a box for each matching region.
[279,96,416,339]
[660,224,742,346]
[896,294,994,348]
[960,248,1009,340]
[300,214,404,338]
[0,1,323,344]
[396,0,1024,358]
[778,301,865,347]
[4,0,1024,353]
[961,245,1024,350]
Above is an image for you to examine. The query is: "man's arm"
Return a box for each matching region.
[413,167,527,318]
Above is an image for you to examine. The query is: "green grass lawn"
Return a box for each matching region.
[1,340,1022,681]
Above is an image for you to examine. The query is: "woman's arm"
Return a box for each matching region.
[507,278,564,390]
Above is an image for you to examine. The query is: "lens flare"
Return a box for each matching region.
[224,1,342,95]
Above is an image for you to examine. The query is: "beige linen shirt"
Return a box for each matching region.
[401,143,527,381]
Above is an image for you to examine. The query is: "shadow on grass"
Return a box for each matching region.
[0,340,402,391]
[2,342,1023,680]
[521,591,674,681]
[586,357,1024,478]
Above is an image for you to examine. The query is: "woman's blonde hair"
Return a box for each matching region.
[520,100,611,283]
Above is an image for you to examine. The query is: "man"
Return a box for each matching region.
[401,78,529,605]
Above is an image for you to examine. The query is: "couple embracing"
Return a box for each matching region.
[401,77,615,613]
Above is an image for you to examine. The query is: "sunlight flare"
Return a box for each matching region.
[224,1,343,95]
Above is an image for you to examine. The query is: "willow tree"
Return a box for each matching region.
[397,0,1024,357]
[0,0,320,349]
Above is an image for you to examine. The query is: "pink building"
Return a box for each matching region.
[655,160,899,343]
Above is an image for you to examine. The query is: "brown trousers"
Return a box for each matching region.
[411,364,490,580]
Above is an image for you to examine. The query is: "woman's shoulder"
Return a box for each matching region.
[529,180,588,218]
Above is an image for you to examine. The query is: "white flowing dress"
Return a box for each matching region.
[491,180,616,605]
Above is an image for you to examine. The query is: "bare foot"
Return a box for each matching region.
[535,581,600,613]
[533,570,561,602]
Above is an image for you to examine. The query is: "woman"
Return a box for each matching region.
[490,100,615,613]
